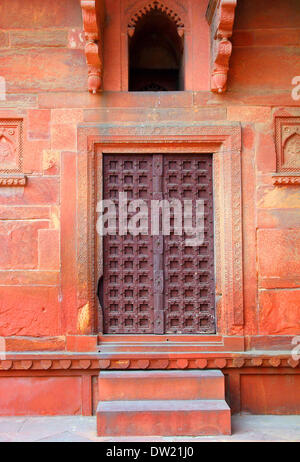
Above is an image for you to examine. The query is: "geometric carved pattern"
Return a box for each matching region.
[102,153,216,335]
[127,0,185,38]
[163,154,215,334]
[273,116,300,185]
[206,0,237,93]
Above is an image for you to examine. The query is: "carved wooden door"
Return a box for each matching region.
[102,154,215,334]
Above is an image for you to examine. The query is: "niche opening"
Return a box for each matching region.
[129,10,184,91]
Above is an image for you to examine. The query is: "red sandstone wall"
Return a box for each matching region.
[0,0,299,344]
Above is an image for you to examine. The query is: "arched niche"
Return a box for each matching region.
[128,8,184,91]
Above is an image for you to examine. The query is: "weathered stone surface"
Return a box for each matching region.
[0,270,59,286]
[242,125,255,150]
[51,124,77,151]
[257,209,300,230]
[10,30,68,48]
[38,229,60,271]
[235,0,300,29]
[256,132,277,172]
[0,177,59,206]
[23,140,49,174]
[232,28,300,47]
[28,109,51,140]
[230,47,299,92]
[0,31,9,48]
[83,107,227,123]
[0,221,48,269]
[0,377,81,416]
[227,106,271,123]
[0,0,82,29]
[257,186,300,209]
[0,206,50,220]
[259,289,300,335]
[241,374,300,415]
[0,287,61,336]
[39,91,194,109]
[258,229,300,285]
[0,49,86,92]
[0,94,38,109]
[51,109,83,125]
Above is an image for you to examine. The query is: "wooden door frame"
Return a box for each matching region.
[76,122,243,344]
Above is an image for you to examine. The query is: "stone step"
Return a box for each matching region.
[97,399,231,436]
[98,370,225,401]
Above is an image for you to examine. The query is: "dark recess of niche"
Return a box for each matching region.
[129,10,184,91]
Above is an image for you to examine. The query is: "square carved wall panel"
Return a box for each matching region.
[273,117,300,186]
[0,119,26,186]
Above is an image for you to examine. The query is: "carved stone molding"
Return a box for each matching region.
[77,123,243,335]
[206,0,237,93]
[127,0,185,38]
[80,0,105,93]
[0,175,26,187]
[0,355,298,371]
[272,175,300,186]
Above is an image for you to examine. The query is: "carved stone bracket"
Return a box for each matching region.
[206,0,237,93]
[80,0,105,93]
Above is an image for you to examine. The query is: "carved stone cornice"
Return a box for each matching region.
[207,0,237,93]
[0,175,26,187]
[0,354,298,371]
[272,175,300,186]
[80,0,106,93]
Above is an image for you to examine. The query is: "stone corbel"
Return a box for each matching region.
[206,0,237,93]
[80,0,105,94]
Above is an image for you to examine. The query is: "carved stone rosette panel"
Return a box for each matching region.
[273,116,300,186]
[207,0,237,93]
[0,119,26,187]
